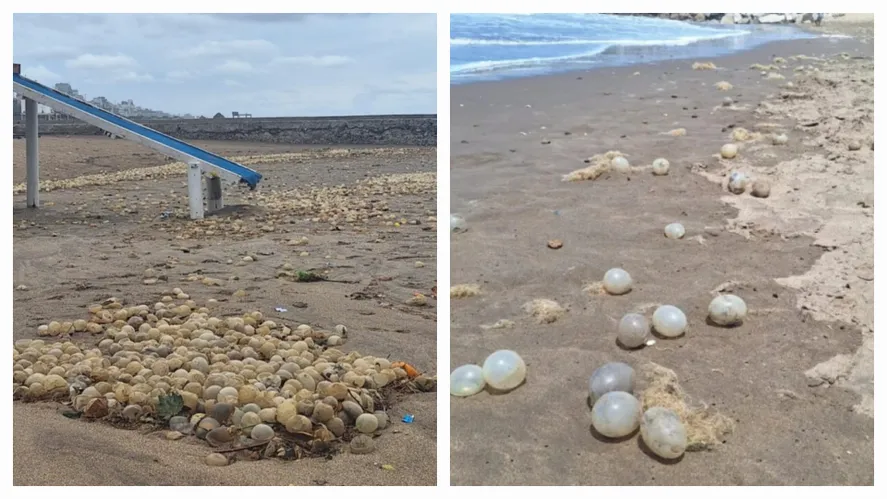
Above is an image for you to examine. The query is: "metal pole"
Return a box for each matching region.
[25,98,39,208]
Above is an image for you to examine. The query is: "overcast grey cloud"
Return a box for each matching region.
[13,13,437,117]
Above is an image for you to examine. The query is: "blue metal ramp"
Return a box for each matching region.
[13,73,262,188]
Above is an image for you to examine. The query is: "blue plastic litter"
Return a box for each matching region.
[401,414,415,423]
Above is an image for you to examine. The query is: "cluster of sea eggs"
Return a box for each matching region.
[13,293,430,460]
[450,349,527,397]
[588,362,687,459]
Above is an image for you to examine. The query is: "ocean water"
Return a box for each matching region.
[451,14,817,84]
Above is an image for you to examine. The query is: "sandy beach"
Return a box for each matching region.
[450,17,873,486]
[13,139,437,486]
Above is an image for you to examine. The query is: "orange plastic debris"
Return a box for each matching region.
[392,362,420,378]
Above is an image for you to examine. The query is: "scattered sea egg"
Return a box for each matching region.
[651,158,670,176]
[611,156,631,173]
[728,172,749,194]
[589,362,635,403]
[640,407,687,459]
[720,143,738,159]
[603,268,632,295]
[652,305,688,338]
[481,350,526,392]
[617,313,649,349]
[591,391,642,438]
[664,223,685,240]
[450,214,467,233]
[450,364,486,397]
[708,294,748,326]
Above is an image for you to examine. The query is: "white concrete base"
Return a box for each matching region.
[187,162,226,219]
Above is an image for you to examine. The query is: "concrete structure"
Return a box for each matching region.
[12,114,437,146]
[13,65,263,219]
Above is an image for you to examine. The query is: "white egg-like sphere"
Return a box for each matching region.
[664,223,685,239]
[640,407,688,459]
[617,313,649,349]
[450,364,486,397]
[481,350,526,392]
[728,172,749,194]
[611,156,631,173]
[720,143,738,159]
[589,362,635,403]
[450,214,467,233]
[651,158,670,176]
[591,391,642,438]
[603,268,632,295]
[652,305,688,338]
[708,294,748,326]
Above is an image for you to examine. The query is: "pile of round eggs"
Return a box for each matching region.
[450,350,527,397]
[12,293,434,462]
[588,362,687,460]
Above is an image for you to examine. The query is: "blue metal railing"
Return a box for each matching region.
[13,74,263,188]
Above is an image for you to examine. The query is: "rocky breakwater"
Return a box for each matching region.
[14,114,438,147]
[619,13,841,25]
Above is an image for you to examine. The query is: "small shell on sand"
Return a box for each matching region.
[751,180,771,198]
[251,423,274,441]
[356,413,379,434]
[205,453,229,466]
[714,81,733,91]
[665,128,687,137]
[350,434,375,454]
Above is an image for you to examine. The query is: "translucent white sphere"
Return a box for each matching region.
[664,223,685,239]
[589,362,635,402]
[450,214,467,233]
[482,350,526,391]
[652,305,688,338]
[617,313,649,349]
[591,391,642,438]
[611,156,631,173]
[640,407,687,459]
[603,268,632,295]
[728,172,749,194]
[450,364,486,397]
[651,158,670,176]
[708,294,748,326]
[721,143,738,159]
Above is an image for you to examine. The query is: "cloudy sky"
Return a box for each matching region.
[13,14,437,117]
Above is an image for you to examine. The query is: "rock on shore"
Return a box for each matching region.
[615,13,841,25]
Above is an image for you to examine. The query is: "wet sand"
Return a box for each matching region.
[450,21,873,486]
[13,139,437,486]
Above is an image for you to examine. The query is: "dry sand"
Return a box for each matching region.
[450,21,873,486]
[13,139,437,486]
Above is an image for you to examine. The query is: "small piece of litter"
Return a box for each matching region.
[646,339,657,346]
[402,414,415,423]
[381,464,395,471]
[275,307,288,313]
